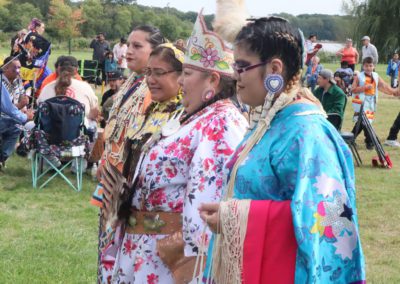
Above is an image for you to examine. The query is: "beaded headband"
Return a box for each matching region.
[159,43,185,64]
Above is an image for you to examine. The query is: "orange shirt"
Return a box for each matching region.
[341,47,357,65]
[364,75,376,96]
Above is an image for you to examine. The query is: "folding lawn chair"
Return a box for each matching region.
[341,99,362,167]
[31,96,89,192]
[78,59,99,85]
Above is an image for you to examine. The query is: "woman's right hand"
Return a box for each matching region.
[199,203,220,233]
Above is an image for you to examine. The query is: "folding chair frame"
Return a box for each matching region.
[341,97,363,166]
[32,152,84,192]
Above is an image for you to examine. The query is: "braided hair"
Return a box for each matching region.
[133,25,166,49]
[235,17,304,83]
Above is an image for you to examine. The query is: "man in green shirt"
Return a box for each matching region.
[314,69,347,130]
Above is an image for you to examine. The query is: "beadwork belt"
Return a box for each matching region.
[126,210,182,235]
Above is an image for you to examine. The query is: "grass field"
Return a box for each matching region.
[0,50,400,283]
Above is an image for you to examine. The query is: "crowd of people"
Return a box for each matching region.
[2,1,400,283]
[304,33,400,150]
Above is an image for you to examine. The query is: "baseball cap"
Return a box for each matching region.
[108,70,125,81]
[361,36,370,41]
[319,69,336,85]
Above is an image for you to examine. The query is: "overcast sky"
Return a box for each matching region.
[137,0,345,16]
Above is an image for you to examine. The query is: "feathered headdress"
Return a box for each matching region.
[213,0,250,43]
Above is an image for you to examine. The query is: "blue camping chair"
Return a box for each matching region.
[31,96,89,191]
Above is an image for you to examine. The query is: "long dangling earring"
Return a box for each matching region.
[264,74,284,95]
[202,88,216,102]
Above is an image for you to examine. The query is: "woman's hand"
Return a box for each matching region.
[199,203,220,233]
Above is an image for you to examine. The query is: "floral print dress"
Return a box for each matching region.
[102,99,248,283]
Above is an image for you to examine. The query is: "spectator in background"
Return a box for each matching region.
[113,37,128,74]
[386,52,399,88]
[1,57,29,110]
[175,38,186,50]
[305,55,323,91]
[351,57,398,149]
[336,38,359,71]
[384,112,400,147]
[37,55,82,97]
[335,61,354,94]
[1,74,34,167]
[10,29,28,56]
[90,32,110,84]
[305,34,322,65]
[361,36,378,65]
[100,70,125,128]
[39,63,99,127]
[314,69,347,130]
[104,51,117,83]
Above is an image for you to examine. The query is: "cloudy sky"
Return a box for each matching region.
[137,0,345,16]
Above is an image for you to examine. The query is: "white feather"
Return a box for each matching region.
[213,0,250,43]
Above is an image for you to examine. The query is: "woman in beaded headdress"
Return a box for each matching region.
[100,10,248,284]
[199,1,366,283]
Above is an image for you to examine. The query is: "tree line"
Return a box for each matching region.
[0,0,386,56]
[344,0,400,61]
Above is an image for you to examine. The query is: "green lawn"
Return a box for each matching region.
[0,54,400,282]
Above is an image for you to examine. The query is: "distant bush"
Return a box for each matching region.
[318,51,339,64]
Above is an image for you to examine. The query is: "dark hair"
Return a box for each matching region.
[133,25,166,48]
[181,72,236,124]
[362,57,374,65]
[308,34,317,39]
[55,65,75,96]
[106,51,114,58]
[341,61,349,68]
[55,56,78,68]
[2,56,18,68]
[29,18,43,31]
[235,17,304,82]
[149,45,183,72]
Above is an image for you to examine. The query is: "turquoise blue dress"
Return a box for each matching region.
[205,103,366,283]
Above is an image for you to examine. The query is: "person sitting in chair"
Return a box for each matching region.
[314,69,347,130]
[38,62,99,126]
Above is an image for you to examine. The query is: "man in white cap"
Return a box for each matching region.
[361,35,378,65]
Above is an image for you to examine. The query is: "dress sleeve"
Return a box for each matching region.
[182,111,247,256]
[272,127,365,282]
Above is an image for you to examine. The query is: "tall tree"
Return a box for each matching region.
[47,0,83,40]
[343,0,400,60]
[2,2,42,32]
[80,0,106,37]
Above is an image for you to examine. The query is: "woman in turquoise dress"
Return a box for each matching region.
[199,14,366,284]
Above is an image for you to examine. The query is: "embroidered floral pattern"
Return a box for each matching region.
[101,99,248,283]
[200,48,220,68]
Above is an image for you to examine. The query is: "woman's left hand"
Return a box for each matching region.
[199,203,220,233]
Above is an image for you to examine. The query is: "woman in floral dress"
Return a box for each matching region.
[105,11,248,284]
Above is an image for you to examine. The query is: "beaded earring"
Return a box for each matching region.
[264,73,284,95]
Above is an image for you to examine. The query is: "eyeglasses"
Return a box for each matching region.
[232,61,268,75]
[144,68,177,78]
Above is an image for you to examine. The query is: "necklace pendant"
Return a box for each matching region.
[162,120,180,137]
